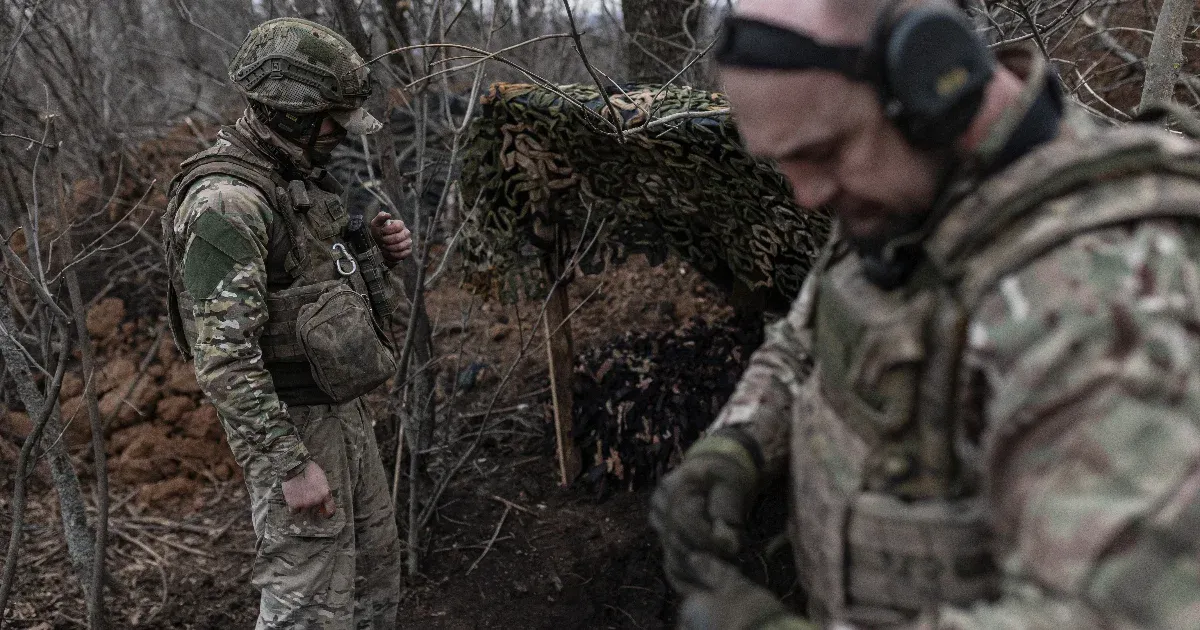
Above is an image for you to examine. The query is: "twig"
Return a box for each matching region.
[621,108,731,138]
[111,528,169,623]
[489,495,539,518]
[115,523,214,559]
[466,504,510,574]
[363,42,613,129]
[403,33,574,89]
[457,404,532,420]
[561,0,623,136]
[1012,0,1051,59]
[390,414,406,516]
[0,133,55,149]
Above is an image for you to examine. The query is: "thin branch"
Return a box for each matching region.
[466,505,510,574]
[621,108,730,138]
[1013,0,1051,59]
[0,133,55,149]
[561,0,623,136]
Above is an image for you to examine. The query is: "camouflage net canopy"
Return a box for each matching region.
[460,83,831,309]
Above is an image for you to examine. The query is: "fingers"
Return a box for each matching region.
[373,215,408,237]
[379,229,412,245]
[319,496,337,519]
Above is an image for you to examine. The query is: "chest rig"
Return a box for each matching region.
[788,120,1200,627]
[163,132,398,406]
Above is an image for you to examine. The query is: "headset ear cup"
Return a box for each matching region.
[881,6,994,147]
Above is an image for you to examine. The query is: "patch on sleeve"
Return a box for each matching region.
[182,211,256,299]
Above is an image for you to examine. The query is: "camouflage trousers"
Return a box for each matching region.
[232,398,402,630]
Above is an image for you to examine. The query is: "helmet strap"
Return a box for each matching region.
[305,118,323,155]
[250,101,324,144]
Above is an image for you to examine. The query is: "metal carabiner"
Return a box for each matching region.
[332,242,358,277]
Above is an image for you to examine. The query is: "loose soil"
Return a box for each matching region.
[1,255,795,630]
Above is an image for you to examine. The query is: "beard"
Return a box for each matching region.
[835,195,932,289]
[836,198,926,254]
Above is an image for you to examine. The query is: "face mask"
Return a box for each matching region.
[309,125,348,165]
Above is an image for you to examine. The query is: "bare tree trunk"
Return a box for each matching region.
[621,0,705,81]
[0,304,70,627]
[64,238,109,630]
[1138,0,1194,113]
[0,300,95,618]
[517,0,542,40]
[328,0,372,57]
[294,0,323,21]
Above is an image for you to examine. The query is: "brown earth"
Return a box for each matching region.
[0,254,800,630]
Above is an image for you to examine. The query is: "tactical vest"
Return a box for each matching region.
[789,120,1200,627]
[162,133,399,407]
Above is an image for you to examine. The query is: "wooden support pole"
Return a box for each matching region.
[541,225,582,487]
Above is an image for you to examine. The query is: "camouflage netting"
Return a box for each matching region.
[459,83,832,309]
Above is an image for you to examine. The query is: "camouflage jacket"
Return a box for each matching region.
[163,113,399,484]
[714,50,1200,628]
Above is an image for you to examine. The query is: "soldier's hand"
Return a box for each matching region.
[370,211,413,266]
[650,429,760,594]
[677,553,815,630]
[281,460,336,518]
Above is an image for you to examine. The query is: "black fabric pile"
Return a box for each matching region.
[573,316,765,493]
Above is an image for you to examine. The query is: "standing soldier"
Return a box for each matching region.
[652,0,1200,628]
[162,18,412,629]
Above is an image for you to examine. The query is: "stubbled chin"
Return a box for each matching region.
[836,202,889,241]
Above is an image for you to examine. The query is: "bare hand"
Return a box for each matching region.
[369,211,413,266]
[281,460,336,518]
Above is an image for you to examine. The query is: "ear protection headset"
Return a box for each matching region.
[715,1,995,148]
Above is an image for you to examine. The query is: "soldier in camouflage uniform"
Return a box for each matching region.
[161,18,412,629]
[651,0,1200,628]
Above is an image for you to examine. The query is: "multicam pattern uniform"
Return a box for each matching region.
[712,53,1200,628]
[459,83,831,308]
[176,174,310,481]
[169,120,401,629]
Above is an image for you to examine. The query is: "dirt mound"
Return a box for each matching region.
[86,297,126,340]
[0,296,241,512]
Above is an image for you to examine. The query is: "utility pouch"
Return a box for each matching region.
[295,284,397,403]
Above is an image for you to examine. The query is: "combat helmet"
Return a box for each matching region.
[228,17,382,135]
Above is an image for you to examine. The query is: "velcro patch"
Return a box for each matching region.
[297,34,338,67]
[182,212,257,299]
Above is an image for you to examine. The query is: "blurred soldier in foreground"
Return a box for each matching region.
[161,18,412,629]
[651,0,1200,627]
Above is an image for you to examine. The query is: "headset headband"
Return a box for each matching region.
[716,17,871,80]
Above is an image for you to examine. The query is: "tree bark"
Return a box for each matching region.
[1138,0,1194,113]
[294,0,323,21]
[0,300,94,617]
[517,0,543,40]
[621,0,705,81]
[64,240,109,630]
[328,0,373,58]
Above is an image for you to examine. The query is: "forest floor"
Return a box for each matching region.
[1,254,797,629]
